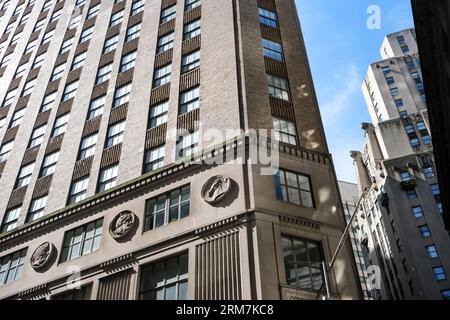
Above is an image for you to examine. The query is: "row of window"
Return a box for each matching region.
[2,220,327,299]
[2,162,315,233]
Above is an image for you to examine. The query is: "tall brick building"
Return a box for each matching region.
[0,0,360,300]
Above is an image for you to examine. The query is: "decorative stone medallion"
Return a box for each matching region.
[109,211,137,240]
[30,242,54,270]
[201,175,233,205]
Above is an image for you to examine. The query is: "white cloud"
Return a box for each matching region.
[321,63,361,125]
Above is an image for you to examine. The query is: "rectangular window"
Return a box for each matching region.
[400,171,411,181]
[52,113,70,137]
[98,165,119,192]
[59,37,74,55]
[27,196,48,221]
[426,245,439,259]
[51,63,66,81]
[185,0,200,11]
[412,206,423,219]
[423,166,434,177]
[24,39,38,54]
[95,63,113,84]
[416,121,427,132]
[87,4,100,19]
[410,137,420,148]
[60,218,103,262]
[390,87,399,96]
[179,87,199,114]
[9,108,26,128]
[42,0,52,12]
[273,117,297,146]
[28,124,47,148]
[15,162,35,189]
[87,95,105,120]
[10,32,21,44]
[106,121,126,148]
[32,53,46,69]
[394,99,404,108]
[386,76,395,85]
[275,169,314,208]
[109,10,124,27]
[160,5,176,24]
[431,183,440,197]
[40,92,56,113]
[282,235,324,291]
[119,51,137,73]
[113,83,132,107]
[144,185,190,231]
[176,131,199,159]
[131,0,145,15]
[262,38,284,61]
[42,29,55,44]
[410,71,422,84]
[1,53,12,68]
[68,177,89,204]
[139,253,188,300]
[50,9,62,22]
[181,50,200,73]
[144,144,165,173]
[259,7,278,28]
[149,101,169,128]
[14,63,28,79]
[33,19,46,32]
[126,23,141,42]
[183,19,200,40]
[417,82,425,95]
[79,134,98,160]
[40,151,59,177]
[157,32,174,53]
[0,141,14,162]
[153,64,172,88]
[433,266,446,281]
[79,26,94,43]
[2,88,18,107]
[21,78,36,97]
[103,35,119,54]
[62,81,78,101]
[0,249,27,285]
[71,51,87,70]
[53,285,93,300]
[1,207,21,233]
[267,74,290,101]
[422,135,432,145]
[20,12,31,24]
[404,124,415,134]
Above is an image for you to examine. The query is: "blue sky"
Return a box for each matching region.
[295,0,414,182]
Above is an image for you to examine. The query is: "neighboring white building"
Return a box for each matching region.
[351,29,450,300]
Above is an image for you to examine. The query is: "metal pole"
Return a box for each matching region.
[322,261,331,300]
[329,190,368,268]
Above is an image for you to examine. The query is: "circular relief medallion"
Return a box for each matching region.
[109,211,137,240]
[201,175,232,205]
[30,242,55,270]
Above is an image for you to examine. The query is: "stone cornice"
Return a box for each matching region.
[0,134,328,246]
